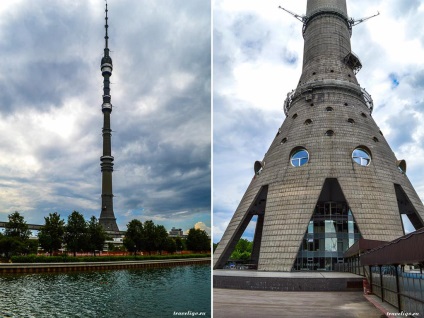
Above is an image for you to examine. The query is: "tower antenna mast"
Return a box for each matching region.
[278,6,305,23]
[349,11,380,27]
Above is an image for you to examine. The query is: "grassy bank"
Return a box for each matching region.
[10,253,210,263]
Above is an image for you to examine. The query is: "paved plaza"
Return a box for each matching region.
[214,289,384,318]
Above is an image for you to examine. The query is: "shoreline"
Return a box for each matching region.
[0,257,211,274]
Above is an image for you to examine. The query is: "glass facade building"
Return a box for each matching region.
[294,202,361,271]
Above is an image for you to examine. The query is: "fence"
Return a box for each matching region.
[370,265,424,314]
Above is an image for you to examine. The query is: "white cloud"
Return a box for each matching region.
[194,221,211,235]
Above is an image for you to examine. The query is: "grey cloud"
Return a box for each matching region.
[213,95,281,157]
[0,2,96,114]
[387,0,421,18]
[385,109,419,149]
[280,47,298,65]
[231,14,270,60]
[0,0,211,231]
[408,70,424,89]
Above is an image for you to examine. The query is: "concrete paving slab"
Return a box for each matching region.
[214,288,384,318]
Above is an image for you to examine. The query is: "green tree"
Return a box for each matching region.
[0,236,25,259]
[0,232,3,258]
[0,212,31,258]
[165,237,177,254]
[87,216,107,256]
[143,220,157,255]
[175,237,184,251]
[213,242,218,253]
[64,211,87,257]
[155,224,168,254]
[38,212,65,256]
[5,211,31,240]
[123,219,144,255]
[230,238,253,260]
[230,250,251,260]
[235,238,252,253]
[108,243,125,252]
[186,228,210,252]
[24,239,39,255]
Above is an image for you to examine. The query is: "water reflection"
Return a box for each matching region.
[0,265,210,317]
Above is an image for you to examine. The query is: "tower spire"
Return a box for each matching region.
[104,1,109,51]
[99,0,119,233]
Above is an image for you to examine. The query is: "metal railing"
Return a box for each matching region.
[370,265,424,314]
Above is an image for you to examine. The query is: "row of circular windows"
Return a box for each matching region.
[292,102,364,110]
[290,147,406,173]
[292,111,368,121]
[298,70,354,85]
[294,103,355,110]
[285,110,383,137]
[256,147,406,174]
[291,147,371,167]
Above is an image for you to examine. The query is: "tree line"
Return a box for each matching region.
[0,211,210,259]
[0,211,107,258]
[213,238,253,260]
[122,219,209,255]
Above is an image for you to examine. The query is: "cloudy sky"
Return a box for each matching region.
[0,0,211,235]
[213,0,424,242]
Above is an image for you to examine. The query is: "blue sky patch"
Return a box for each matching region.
[389,73,400,88]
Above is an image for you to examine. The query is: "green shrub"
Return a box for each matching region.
[10,253,209,263]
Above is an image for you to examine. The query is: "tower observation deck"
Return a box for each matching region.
[99,2,119,233]
[214,0,424,271]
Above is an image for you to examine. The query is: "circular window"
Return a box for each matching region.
[326,107,333,112]
[304,119,312,125]
[361,113,367,118]
[281,137,288,144]
[373,137,379,142]
[292,113,298,119]
[325,130,334,136]
[347,118,355,124]
[291,148,309,167]
[352,148,371,166]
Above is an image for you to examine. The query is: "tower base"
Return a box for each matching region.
[213,270,363,291]
[99,216,119,233]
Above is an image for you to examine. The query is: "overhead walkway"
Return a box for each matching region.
[343,228,424,316]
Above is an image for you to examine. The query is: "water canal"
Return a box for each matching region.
[0,264,210,317]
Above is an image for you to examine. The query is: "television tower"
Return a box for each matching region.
[214,0,424,271]
[99,2,119,233]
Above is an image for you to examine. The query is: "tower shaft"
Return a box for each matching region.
[99,3,119,233]
[301,0,358,86]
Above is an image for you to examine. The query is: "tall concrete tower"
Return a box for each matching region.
[214,0,424,271]
[99,2,119,233]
